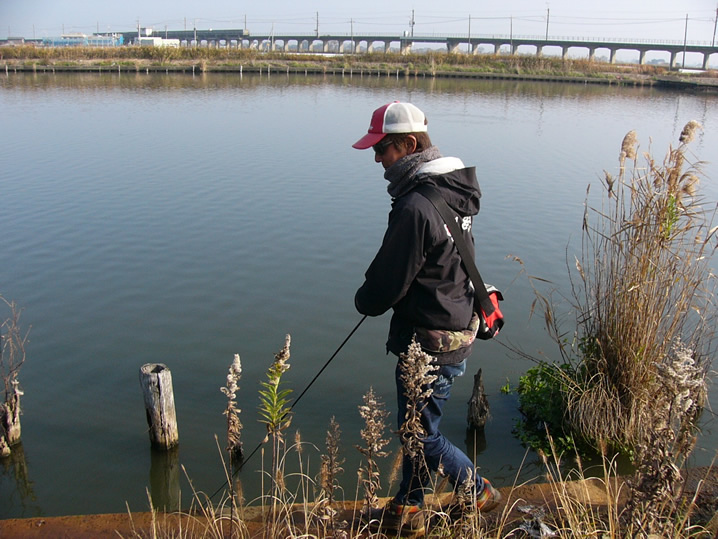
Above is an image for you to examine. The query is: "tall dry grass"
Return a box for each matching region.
[565,122,715,451]
[356,387,391,513]
[514,123,717,535]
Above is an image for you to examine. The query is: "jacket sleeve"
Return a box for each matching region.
[355,200,430,316]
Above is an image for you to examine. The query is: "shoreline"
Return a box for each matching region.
[1,467,716,537]
[3,60,718,91]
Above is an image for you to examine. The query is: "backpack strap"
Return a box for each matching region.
[414,184,495,317]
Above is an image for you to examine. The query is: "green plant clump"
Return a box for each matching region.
[515,362,581,455]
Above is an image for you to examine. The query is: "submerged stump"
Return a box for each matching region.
[467,368,490,429]
[140,363,179,450]
[0,379,23,457]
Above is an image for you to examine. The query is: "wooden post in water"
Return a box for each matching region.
[467,368,490,429]
[140,363,179,449]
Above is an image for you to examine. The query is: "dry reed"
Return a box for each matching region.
[220,353,244,462]
[542,123,717,534]
[356,387,390,511]
[566,122,715,452]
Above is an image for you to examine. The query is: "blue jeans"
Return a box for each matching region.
[394,359,485,506]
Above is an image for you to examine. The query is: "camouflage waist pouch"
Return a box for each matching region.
[414,312,480,353]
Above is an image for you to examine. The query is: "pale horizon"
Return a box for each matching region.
[2,0,717,44]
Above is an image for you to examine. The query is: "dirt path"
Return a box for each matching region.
[1,468,716,537]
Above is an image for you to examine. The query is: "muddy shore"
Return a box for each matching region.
[1,468,716,538]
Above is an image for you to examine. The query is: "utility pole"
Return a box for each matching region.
[350,18,354,54]
[315,12,319,37]
[682,13,688,68]
[545,6,550,40]
[510,15,514,54]
[712,6,717,47]
[410,9,415,37]
[468,15,471,54]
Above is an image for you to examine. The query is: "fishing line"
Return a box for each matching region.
[207,314,368,502]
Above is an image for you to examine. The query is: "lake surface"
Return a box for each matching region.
[1,71,717,518]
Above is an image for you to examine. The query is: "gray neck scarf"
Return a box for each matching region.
[385,146,443,199]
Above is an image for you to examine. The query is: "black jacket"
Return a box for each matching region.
[355,163,482,362]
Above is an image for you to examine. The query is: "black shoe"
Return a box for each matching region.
[365,499,425,533]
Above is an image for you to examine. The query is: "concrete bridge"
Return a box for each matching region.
[121,29,718,69]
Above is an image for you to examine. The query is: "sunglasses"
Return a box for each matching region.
[372,138,393,155]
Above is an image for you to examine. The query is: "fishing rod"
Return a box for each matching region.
[207,314,368,501]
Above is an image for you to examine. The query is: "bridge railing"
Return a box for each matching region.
[409,33,715,47]
[121,29,718,51]
[239,32,716,48]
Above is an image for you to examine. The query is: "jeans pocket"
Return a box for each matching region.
[433,373,454,399]
[432,361,465,399]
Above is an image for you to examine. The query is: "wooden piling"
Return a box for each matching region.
[140,363,179,449]
[467,368,490,429]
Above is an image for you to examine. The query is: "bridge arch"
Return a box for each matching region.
[562,45,591,60]
[513,43,539,56]
[339,39,358,53]
[359,39,391,53]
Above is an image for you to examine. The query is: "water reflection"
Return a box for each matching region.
[0,443,40,518]
[1,70,663,100]
[149,446,180,512]
[465,427,488,458]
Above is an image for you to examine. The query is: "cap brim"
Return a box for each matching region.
[352,132,386,150]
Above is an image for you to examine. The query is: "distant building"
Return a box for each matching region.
[41,33,124,47]
[136,37,180,48]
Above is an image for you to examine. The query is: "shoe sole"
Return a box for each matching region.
[363,507,425,534]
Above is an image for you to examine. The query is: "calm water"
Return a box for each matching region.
[1,71,717,518]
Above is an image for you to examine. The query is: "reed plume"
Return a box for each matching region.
[618,129,638,172]
[220,353,243,462]
[316,416,345,535]
[393,337,439,509]
[679,120,701,144]
[356,387,390,510]
[320,416,344,507]
[397,337,438,460]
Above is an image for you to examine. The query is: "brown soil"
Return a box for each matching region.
[1,468,716,538]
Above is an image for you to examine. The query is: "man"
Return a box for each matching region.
[353,101,501,530]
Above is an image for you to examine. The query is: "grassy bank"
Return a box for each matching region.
[4,45,717,87]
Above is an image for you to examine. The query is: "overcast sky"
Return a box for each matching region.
[2,0,717,43]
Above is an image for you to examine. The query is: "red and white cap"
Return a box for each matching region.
[352,101,428,149]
